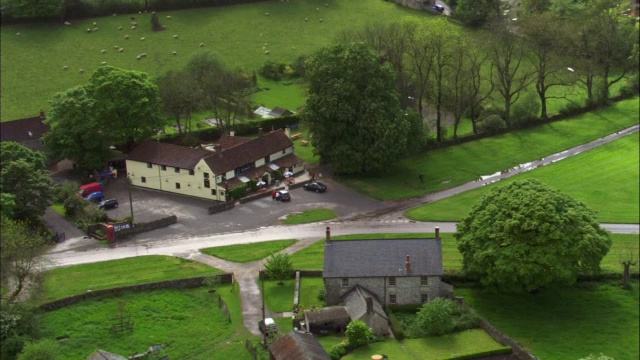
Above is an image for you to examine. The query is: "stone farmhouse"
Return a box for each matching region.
[0,111,50,152]
[125,129,304,201]
[323,227,453,307]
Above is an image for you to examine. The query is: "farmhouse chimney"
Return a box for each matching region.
[325,227,331,244]
[435,226,440,240]
[365,297,373,314]
[258,127,264,137]
[406,255,411,274]
[230,129,235,137]
[285,126,291,138]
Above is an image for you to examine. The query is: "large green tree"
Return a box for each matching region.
[0,142,53,220]
[455,179,611,293]
[303,42,409,174]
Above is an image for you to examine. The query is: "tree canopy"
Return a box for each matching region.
[303,42,410,174]
[455,179,612,293]
[0,142,53,220]
[264,253,293,281]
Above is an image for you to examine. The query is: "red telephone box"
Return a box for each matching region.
[106,225,115,243]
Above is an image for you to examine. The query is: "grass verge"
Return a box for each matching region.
[456,280,639,360]
[200,239,296,263]
[405,132,639,223]
[43,255,222,302]
[282,209,338,225]
[263,278,295,313]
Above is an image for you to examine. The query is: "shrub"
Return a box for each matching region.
[317,289,326,302]
[478,114,505,134]
[558,100,585,117]
[618,74,640,98]
[53,181,79,203]
[63,195,85,218]
[228,184,248,200]
[17,338,62,360]
[329,342,347,360]
[345,320,373,348]
[386,308,405,340]
[414,298,456,336]
[451,302,481,331]
[81,203,107,224]
[511,91,540,126]
[261,60,286,81]
[264,253,294,281]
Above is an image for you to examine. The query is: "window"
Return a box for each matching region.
[220,191,225,197]
[421,294,428,303]
[175,182,181,189]
[388,277,396,286]
[211,189,217,196]
[147,163,152,168]
[341,278,349,287]
[421,277,429,286]
[204,172,209,178]
[141,177,146,183]
[282,149,285,154]
[189,169,194,175]
[161,165,167,171]
[204,178,210,189]
[389,294,397,304]
[174,167,180,173]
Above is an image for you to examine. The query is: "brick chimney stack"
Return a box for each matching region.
[435,226,440,240]
[406,255,411,274]
[325,227,331,244]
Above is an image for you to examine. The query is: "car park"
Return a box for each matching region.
[98,198,119,210]
[277,190,291,202]
[302,182,328,193]
[85,191,105,203]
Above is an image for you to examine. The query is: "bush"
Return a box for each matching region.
[228,184,248,200]
[17,338,61,360]
[81,203,107,224]
[53,181,79,203]
[63,195,85,218]
[414,298,456,336]
[264,253,294,281]
[317,289,326,302]
[261,60,286,81]
[345,320,373,348]
[329,342,347,360]
[511,91,540,126]
[451,302,481,331]
[478,114,505,134]
[558,100,585,117]
[387,308,405,340]
[618,74,640,98]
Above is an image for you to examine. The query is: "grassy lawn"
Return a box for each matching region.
[289,126,320,164]
[343,329,510,359]
[337,97,639,201]
[1,0,429,120]
[40,285,252,359]
[405,132,640,223]
[299,276,325,309]
[43,255,222,302]
[456,280,640,360]
[252,76,306,111]
[289,233,639,273]
[200,239,296,263]
[50,203,65,216]
[263,278,295,313]
[282,209,338,224]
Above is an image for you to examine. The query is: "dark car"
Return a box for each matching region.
[302,182,328,193]
[98,198,119,210]
[277,190,291,202]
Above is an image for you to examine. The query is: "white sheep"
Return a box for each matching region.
[100,61,107,65]
[124,35,130,39]
[265,50,270,55]
[130,21,137,26]
[173,34,178,38]
[172,51,177,55]
[87,28,91,32]
[64,21,71,26]
[166,16,172,19]
[118,48,124,52]
[114,45,119,49]
[136,55,141,59]
[63,65,69,70]
[93,27,98,31]
[319,18,323,22]
[16,33,21,36]
[112,13,117,16]
[118,26,123,30]
[141,53,147,57]
[79,69,85,73]
[199,43,205,47]
[131,26,136,30]
[140,37,145,41]
[305,17,308,21]
[101,49,106,53]
[93,22,97,26]
[264,42,268,46]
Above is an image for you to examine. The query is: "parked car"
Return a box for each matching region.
[78,182,103,197]
[258,318,279,336]
[429,5,445,13]
[302,182,327,193]
[85,191,105,203]
[98,198,118,210]
[277,190,291,202]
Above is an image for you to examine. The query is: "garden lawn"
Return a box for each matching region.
[299,276,325,309]
[343,329,510,359]
[1,0,429,120]
[40,285,252,359]
[288,126,320,165]
[405,132,640,223]
[289,233,638,273]
[282,209,338,224]
[43,255,222,302]
[456,280,640,360]
[252,76,306,112]
[201,239,296,263]
[338,97,639,201]
[264,278,295,313]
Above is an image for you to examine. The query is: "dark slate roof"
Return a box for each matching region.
[215,135,252,151]
[305,306,350,324]
[323,239,443,278]
[269,331,331,360]
[342,285,387,321]
[126,141,211,169]
[269,107,294,117]
[0,115,50,143]
[272,153,304,168]
[204,129,293,174]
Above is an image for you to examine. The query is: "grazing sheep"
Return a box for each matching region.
[173,34,178,38]
[79,69,85,73]
[305,17,308,21]
[131,26,137,30]
[16,33,21,36]
[172,51,177,55]
[112,13,117,16]
[64,21,71,26]
[93,27,98,32]
[325,3,328,6]
[118,26,123,30]
[265,12,269,16]
[130,21,137,26]
[100,61,107,65]
[140,37,145,41]
[114,45,119,48]
[292,46,296,49]
[265,50,270,54]
[141,53,147,57]
[319,18,323,22]
[124,35,130,39]
[63,65,69,70]
[87,28,92,32]
[118,48,124,52]
[166,16,172,19]
[93,22,97,26]
[101,49,106,53]
[199,43,205,47]
[136,55,141,59]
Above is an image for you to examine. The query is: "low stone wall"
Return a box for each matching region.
[297,270,323,277]
[40,273,233,312]
[208,201,235,214]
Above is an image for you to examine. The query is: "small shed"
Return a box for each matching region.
[269,331,331,360]
[304,306,351,334]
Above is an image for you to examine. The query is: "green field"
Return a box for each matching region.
[43,255,222,302]
[338,97,639,201]
[289,233,639,273]
[456,280,640,360]
[406,132,640,223]
[263,278,295,313]
[40,285,251,359]
[200,239,297,263]
[1,0,429,120]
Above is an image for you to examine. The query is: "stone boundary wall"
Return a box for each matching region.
[297,270,323,277]
[208,201,235,214]
[40,273,233,312]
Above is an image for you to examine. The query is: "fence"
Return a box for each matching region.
[216,294,232,323]
[40,273,233,311]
